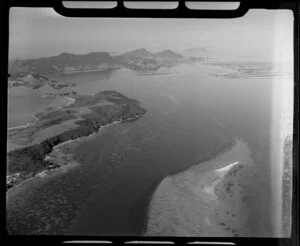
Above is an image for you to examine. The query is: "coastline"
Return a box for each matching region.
[203,61,292,79]
[7,90,148,191]
[7,127,98,197]
[7,113,145,191]
[8,96,76,131]
[8,122,33,131]
[6,110,148,235]
[62,67,119,74]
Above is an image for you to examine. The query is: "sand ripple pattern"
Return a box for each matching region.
[145,138,261,237]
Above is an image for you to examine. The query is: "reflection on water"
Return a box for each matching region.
[47,68,114,82]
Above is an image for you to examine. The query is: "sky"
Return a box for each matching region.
[9,7,293,62]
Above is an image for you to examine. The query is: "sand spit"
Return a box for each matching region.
[145,138,261,237]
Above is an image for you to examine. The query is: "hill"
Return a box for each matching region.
[116,48,184,70]
[7,90,147,189]
[8,72,75,90]
[9,52,121,75]
[9,49,186,75]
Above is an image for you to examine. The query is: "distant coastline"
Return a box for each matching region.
[204,61,292,79]
[8,122,33,131]
[8,49,204,77]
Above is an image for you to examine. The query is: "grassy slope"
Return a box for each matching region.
[7,91,147,189]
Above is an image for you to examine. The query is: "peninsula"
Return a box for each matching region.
[8,72,76,89]
[7,90,147,189]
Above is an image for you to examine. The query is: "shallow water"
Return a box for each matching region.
[8,85,71,128]
[7,63,280,236]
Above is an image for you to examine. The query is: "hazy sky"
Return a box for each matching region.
[9,7,293,62]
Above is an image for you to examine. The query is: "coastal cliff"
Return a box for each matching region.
[7,91,147,189]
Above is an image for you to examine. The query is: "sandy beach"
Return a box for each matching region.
[145,138,261,237]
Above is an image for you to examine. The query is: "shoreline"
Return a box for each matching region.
[6,113,144,191]
[7,122,33,131]
[7,89,148,191]
[203,62,292,80]
[62,67,119,74]
[49,117,125,153]
[8,96,76,131]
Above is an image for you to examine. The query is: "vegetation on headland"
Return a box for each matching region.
[8,72,76,90]
[7,91,147,190]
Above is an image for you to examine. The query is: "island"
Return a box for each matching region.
[7,90,147,189]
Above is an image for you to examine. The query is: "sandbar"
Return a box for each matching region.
[145,138,261,237]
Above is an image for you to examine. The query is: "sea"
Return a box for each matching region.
[7,62,291,236]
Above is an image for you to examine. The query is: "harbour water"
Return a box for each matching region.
[7,62,289,236]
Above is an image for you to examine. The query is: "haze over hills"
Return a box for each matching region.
[182,47,210,59]
[9,48,188,76]
[8,72,76,90]
[9,51,120,75]
[117,48,184,61]
[115,48,185,69]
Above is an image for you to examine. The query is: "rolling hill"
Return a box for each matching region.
[9,49,185,75]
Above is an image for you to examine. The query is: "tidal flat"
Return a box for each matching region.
[145,138,262,237]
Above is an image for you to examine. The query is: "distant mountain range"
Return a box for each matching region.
[9,48,187,76]
[115,48,184,70]
[9,51,119,75]
[118,48,183,61]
